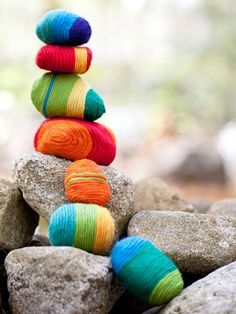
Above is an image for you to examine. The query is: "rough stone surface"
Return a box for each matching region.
[208,198,236,218]
[0,179,38,251]
[12,152,134,235]
[134,177,195,213]
[128,210,236,275]
[159,262,236,314]
[5,247,124,314]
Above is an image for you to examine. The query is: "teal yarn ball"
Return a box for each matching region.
[48,203,115,255]
[111,236,184,305]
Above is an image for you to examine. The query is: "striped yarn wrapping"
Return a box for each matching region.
[31,73,105,121]
[49,203,115,255]
[36,10,92,46]
[34,118,116,166]
[36,45,92,74]
[111,236,184,305]
[65,159,111,206]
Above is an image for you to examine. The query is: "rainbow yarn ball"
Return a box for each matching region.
[36,10,92,46]
[49,203,115,255]
[34,118,116,165]
[31,73,105,121]
[111,236,184,305]
[36,45,92,74]
[65,159,111,206]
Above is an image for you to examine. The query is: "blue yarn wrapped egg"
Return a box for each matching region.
[36,10,92,46]
[111,236,184,305]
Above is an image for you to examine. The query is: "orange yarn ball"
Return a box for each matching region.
[34,118,116,165]
[65,159,111,206]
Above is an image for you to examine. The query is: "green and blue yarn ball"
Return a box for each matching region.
[49,203,115,255]
[111,236,184,305]
[31,73,105,121]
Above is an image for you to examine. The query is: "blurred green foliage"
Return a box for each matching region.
[0,0,236,132]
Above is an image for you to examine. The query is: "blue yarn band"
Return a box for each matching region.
[42,73,57,117]
[112,236,147,274]
[51,11,77,44]
[49,203,76,246]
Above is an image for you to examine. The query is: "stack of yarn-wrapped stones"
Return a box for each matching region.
[31,9,184,306]
[32,9,116,255]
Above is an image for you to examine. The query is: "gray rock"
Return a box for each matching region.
[190,199,213,213]
[29,234,51,247]
[134,177,195,213]
[159,262,236,314]
[153,140,226,183]
[142,307,163,314]
[5,246,124,314]
[128,210,236,275]
[208,198,236,218]
[0,179,38,251]
[12,152,134,235]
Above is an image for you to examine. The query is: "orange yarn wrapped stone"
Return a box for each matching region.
[65,159,111,206]
[34,118,116,165]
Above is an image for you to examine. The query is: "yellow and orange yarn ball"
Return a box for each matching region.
[65,159,111,206]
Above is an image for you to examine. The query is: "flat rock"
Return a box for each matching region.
[128,210,236,275]
[5,246,124,314]
[134,177,194,213]
[159,262,236,314]
[208,198,236,218]
[12,152,134,235]
[0,179,38,251]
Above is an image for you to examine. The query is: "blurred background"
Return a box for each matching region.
[0,0,236,200]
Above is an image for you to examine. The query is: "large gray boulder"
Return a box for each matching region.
[159,262,236,314]
[208,198,236,218]
[12,152,134,235]
[134,177,194,213]
[5,247,124,314]
[190,199,213,213]
[0,179,38,251]
[128,210,236,275]
[153,139,226,183]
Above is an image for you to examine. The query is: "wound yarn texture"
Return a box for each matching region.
[36,45,92,74]
[31,72,105,121]
[36,10,92,46]
[65,159,111,206]
[49,203,115,255]
[34,118,116,165]
[111,236,184,305]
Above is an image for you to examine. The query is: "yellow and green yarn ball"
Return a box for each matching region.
[31,72,105,121]
[49,203,115,255]
[111,236,184,305]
